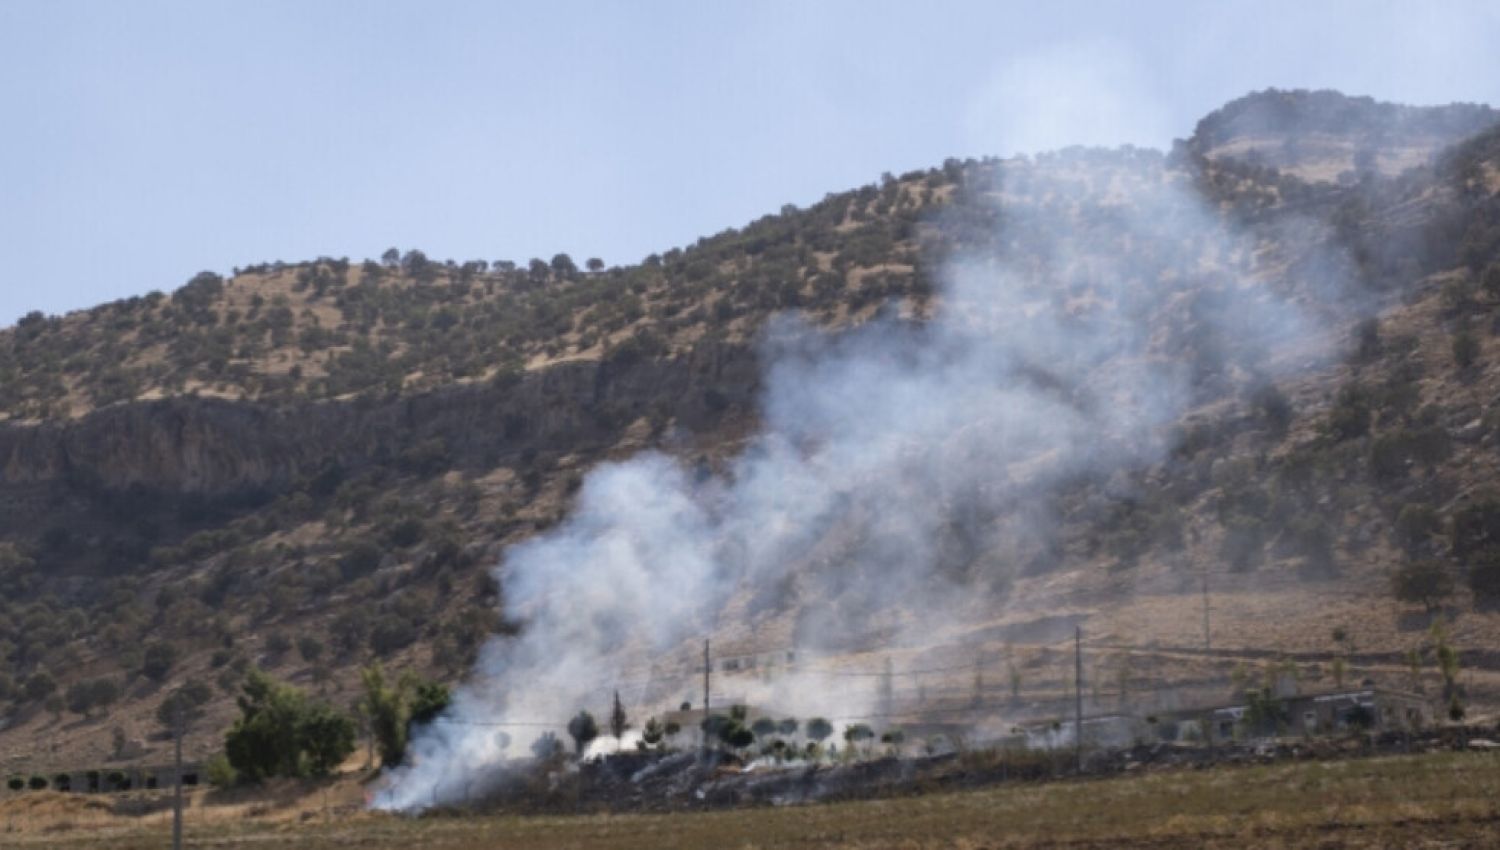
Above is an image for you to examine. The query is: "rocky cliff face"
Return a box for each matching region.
[0,340,760,539]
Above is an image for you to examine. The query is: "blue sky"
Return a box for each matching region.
[2,0,1498,324]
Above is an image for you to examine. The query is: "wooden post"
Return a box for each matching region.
[1074,627,1084,775]
[703,639,711,753]
[172,704,184,850]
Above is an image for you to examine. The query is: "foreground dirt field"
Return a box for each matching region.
[4,750,1500,848]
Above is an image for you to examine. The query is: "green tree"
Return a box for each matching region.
[806,717,833,744]
[360,664,406,768]
[567,710,599,757]
[531,731,563,760]
[357,665,449,768]
[301,703,359,775]
[609,690,630,749]
[224,670,356,781]
[641,716,665,747]
[1431,621,1462,706]
[408,680,451,729]
[843,723,876,754]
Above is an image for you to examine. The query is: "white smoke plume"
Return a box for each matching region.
[371,143,1344,810]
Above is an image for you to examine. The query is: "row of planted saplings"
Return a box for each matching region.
[5,769,199,794]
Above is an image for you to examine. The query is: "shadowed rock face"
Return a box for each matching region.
[0,340,759,537]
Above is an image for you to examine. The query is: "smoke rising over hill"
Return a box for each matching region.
[374,145,1343,810]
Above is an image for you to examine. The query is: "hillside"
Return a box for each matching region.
[3,89,1500,777]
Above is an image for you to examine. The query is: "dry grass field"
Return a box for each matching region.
[4,750,1500,848]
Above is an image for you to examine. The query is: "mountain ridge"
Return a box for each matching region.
[4,88,1500,773]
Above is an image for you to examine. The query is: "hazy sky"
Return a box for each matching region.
[2,0,1498,324]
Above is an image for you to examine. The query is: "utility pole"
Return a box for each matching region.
[1074,627,1084,775]
[880,657,894,717]
[171,703,184,850]
[702,639,711,751]
[1201,564,1212,654]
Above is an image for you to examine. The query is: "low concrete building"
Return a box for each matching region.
[1152,687,1433,743]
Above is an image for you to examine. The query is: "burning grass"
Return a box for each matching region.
[5,749,1499,848]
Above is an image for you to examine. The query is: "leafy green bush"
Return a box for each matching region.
[204,753,237,789]
[224,670,356,781]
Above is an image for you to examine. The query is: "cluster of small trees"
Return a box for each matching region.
[1390,495,1500,610]
[557,700,906,764]
[358,664,451,768]
[220,670,356,783]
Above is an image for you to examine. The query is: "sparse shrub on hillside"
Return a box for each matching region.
[1370,427,1452,479]
[1442,274,1478,316]
[1450,497,1500,556]
[1284,513,1337,575]
[1248,383,1293,436]
[1391,560,1455,612]
[1469,548,1500,602]
[265,632,292,658]
[22,670,56,703]
[331,605,373,655]
[368,614,417,656]
[339,540,383,581]
[398,437,449,476]
[383,517,426,549]
[141,641,178,681]
[1220,516,1265,572]
[1395,503,1442,552]
[6,776,23,792]
[157,678,212,730]
[297,635,325,664]
[65,677,120,717]
[1352,317,1382,362]
[1325,384,1372,441]
[1453,329,1480,370]
[1479,262,1500,298]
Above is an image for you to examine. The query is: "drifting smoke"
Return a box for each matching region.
[372,141,1346,810]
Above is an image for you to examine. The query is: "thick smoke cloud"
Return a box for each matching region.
[372,151,1338,810]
